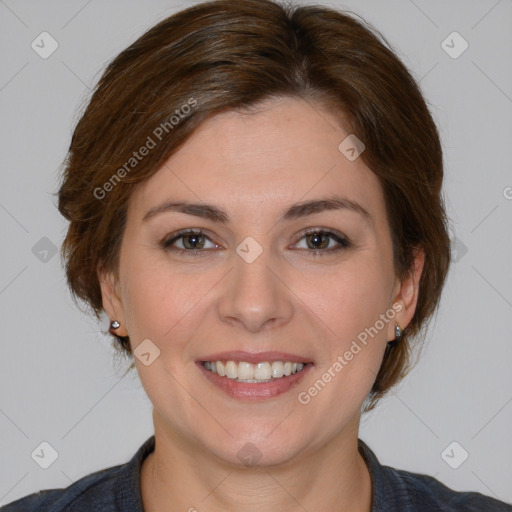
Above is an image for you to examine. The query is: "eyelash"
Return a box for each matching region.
[160,228,351,257]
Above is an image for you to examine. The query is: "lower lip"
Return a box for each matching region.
[197,362,313,401]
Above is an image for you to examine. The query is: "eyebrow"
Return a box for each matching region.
[142,196,372,225]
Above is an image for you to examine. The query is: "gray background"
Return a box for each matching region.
[1,0,511,506]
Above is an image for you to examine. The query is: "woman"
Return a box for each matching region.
[2,0,510,510]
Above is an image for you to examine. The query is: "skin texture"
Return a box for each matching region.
[99,96,424,512]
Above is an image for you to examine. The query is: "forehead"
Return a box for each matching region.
[128,97,386,223]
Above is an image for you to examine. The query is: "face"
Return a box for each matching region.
[100,96,422,467]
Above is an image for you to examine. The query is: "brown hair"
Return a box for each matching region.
[57,0,451,411]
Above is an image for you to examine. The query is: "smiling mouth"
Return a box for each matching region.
[201,360,310,383]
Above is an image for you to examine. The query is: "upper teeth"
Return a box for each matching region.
[203,361,305,381]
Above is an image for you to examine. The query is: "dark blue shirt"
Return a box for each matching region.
[1,435,510,511]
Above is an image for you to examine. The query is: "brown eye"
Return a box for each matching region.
[294,229,351,255]
[305,232,330,250]
[161,229,218,255]
[179,233,206,250]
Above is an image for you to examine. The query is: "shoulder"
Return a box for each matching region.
[358,439,512,512]
[0,464,124,512]
[390,466,512,511]
[0,435,155,512]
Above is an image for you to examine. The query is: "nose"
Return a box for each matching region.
[216,243,294,333]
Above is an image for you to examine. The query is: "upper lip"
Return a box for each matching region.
[198,351,312,364]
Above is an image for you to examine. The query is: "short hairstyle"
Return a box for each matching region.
[57,0,451,411]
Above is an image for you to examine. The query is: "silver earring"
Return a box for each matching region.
[394,323,403,342]
[110,320,120,331]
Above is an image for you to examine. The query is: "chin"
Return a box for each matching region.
[200,424,310,468]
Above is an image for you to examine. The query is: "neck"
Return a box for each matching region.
[141,411,372,512]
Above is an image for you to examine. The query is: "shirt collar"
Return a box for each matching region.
[358,438,407,511]
[114,434,155,511]
[115,435,405,512]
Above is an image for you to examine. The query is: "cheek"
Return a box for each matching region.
[306,258,392,342]
[297,255,393,409]
[121,254,218,354]
[122,266,172,342]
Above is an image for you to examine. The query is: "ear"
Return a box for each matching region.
[387,247,425,341]
[97,266,129,337]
